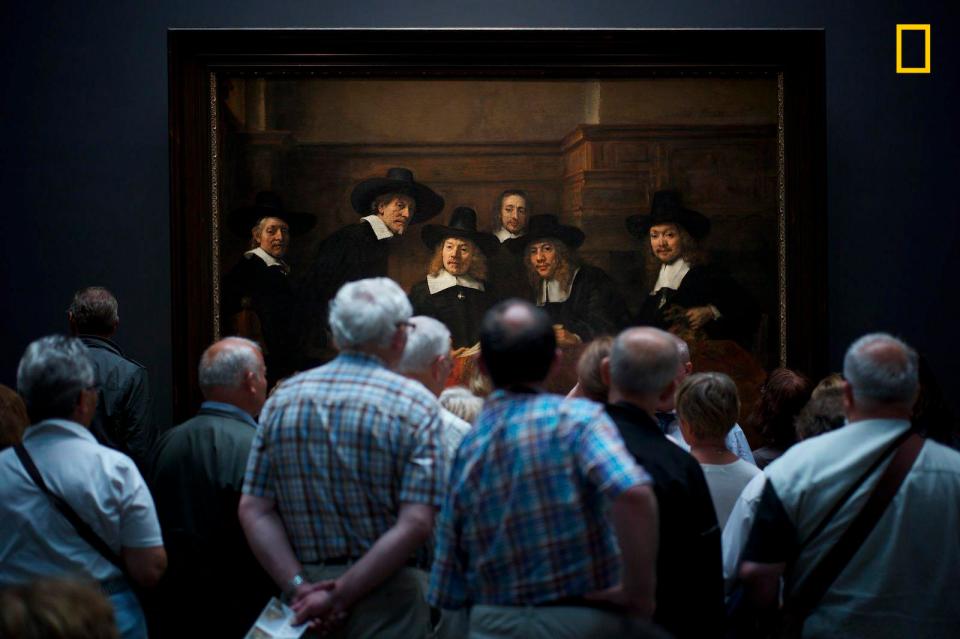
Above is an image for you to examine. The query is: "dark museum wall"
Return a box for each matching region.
[2,1,958,428]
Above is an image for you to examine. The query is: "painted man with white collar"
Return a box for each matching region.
[627,190,758,348]
[409,207,499,350]
[223,191,316,384]
[511,214,628,347]
[492,189,529,243]
[309,168,444,342]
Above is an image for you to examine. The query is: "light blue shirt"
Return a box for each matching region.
[0,419,162,585]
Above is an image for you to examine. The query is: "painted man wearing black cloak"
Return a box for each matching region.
[409,207,499,350]
[627,190,759,348]
[511,214,629,346]
[307,167,444,344]
[222,191,316,383]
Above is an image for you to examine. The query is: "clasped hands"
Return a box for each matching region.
[291,579,348,635]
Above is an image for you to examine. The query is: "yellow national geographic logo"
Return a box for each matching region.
[896,24,931,74]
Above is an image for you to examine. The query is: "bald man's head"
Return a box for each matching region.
[843,333,918,407]
[480,299,556,388]
[198,337,268,416]
[609,327,681,399]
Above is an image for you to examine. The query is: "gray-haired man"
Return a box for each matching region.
[739,333,960,638]
[149,337,274,638]
[240,278,446,637]
[0,335,166,639]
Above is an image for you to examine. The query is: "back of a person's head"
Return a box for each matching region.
[397,316,451,374]
[17,335,95,423]
[328,278,412,350]
[0,384,29,449]
[439,386,484,424]
[575,336,614,402]
[479,299,555,387]
[0,578,119,639]
[795,385,846,441]
[676,372,740,440]
[750,367,812,449]
[843,333,918,407]
[67,287,118,336]
[608,327,680,398]
[197,337,262,391]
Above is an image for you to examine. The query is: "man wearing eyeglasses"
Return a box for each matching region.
[239,278,446,638]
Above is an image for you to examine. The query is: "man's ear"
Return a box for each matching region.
[67,312,79,336]
[658,379,677,406]
[684,361,693,375]
[599,356,611,387]
[842,380,855,414]
[390,326,407,356]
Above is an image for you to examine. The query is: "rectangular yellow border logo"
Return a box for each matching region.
[897,24,931,73]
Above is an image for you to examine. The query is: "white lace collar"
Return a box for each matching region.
[536,267,580,305]
[652,258,690,293]
[427,269,485,294]
[362,214,394,240]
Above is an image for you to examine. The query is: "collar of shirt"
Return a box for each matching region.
[653,258,690,293]
[427,269,485,294]
[608,400,664,434]
[536,267,580,305]
[78,334,124,357]
[337,349,388,369]
[22,418,98,445]
[199,400,258,429]
[361,214,394,240]
[494,228,523,243]
[245,247,289,272]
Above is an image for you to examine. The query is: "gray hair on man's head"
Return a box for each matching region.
[329,278,412,350]
[17,335,95,421]
[198,337,262,389]
[67,287,119,335]
[674,335,691,365]
[397,316,451,374]
[439,386,484,424]
[843,332,918,405]
[609,327,681,397]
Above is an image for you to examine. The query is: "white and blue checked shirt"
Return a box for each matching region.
[242,352,446,563]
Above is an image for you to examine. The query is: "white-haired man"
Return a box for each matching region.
[397,315,471,463]
[0,335,166,639]
[739,333,960,638]
[150,337,274,638]
[239,278,446,637]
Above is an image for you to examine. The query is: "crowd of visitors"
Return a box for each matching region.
[1,281,959,639]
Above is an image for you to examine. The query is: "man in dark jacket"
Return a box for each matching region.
[149,337,275,638]
[67,286,153,470]
[603,326,725,638]
[510,214,628,345]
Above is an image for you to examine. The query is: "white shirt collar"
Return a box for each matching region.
[653,258,690,293]
[23,418,98,444]
[536,267,580,305]
[362,214,395,240]
[495,228,523,243]
[427,269,485,294]
[244,247,286,268]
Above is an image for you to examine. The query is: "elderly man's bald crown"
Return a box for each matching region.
[609,327,680,397]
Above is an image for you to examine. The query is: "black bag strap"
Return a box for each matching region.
[781,432,925,635]
[13,443,126,572]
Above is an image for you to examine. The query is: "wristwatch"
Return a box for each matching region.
[286,572,306,595]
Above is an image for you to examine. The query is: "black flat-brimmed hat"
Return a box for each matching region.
[421,207,500,257]
[625,190,711,240]
[350,167,444,225]
[507,214,586,255]
[228,191,317,238]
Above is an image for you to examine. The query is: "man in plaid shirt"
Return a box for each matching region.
[428,300,659,637]
[239,277,446,637]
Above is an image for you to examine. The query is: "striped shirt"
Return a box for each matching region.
[242,351,445,562]
[428,390,650,608]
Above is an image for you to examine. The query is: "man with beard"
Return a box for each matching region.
[627,191,758,348]
[490,189,532,301]
[511,214,628,346]
[409,207,499,350]
[308,168,444,341]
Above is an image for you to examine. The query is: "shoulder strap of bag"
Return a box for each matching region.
[13,443,126,571]
[783,432,924,627]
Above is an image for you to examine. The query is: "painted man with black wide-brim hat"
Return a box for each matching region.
[223,191,317,383]
[307,168,445,332]
[509,214,628,346]
[627,190,758,347]
[409,206,499,350]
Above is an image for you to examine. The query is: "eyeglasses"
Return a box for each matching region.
[395,320,416,332]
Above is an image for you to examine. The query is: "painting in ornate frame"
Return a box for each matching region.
[168,29,826,423]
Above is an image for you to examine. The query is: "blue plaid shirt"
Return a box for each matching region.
[428,390,650,608]
[242,352,445,562]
